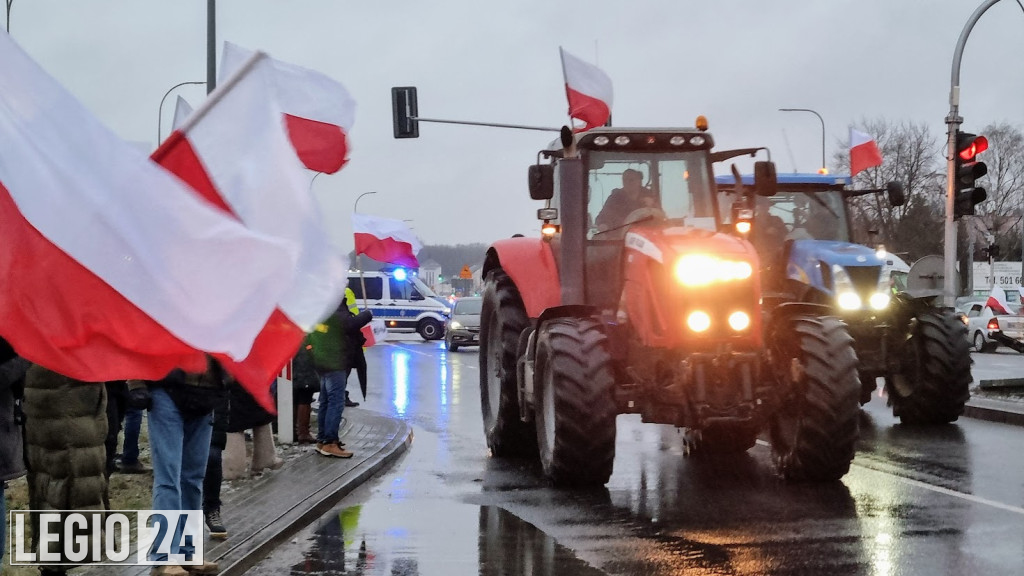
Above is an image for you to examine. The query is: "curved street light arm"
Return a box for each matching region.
[157,81,206,146]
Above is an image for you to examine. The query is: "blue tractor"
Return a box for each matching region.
[717,173,971,425]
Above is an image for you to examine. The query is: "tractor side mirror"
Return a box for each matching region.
[753,161,777,197]
[886,181,905,207]
[528,164,554,200]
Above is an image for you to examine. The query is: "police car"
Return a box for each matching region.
[346,269,450,340]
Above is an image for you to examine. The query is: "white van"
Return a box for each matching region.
[347,270,450,340]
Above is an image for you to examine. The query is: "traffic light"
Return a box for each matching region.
[953,131,988,219]
[391,86,419,139]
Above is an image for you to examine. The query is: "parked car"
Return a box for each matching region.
[959,300,1024,352]
[445,297,482,351]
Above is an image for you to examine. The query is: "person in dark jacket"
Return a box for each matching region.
[23,365,107,575]
[292,340,319,444]
[0,340,27,566]
[222,376,282,479]
[313,305,372,458]
[202,383,230,540]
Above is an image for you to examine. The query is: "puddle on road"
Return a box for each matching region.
[283,503,604,576]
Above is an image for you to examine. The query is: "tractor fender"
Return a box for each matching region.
[767,302,834,330]
[484,239,562,318]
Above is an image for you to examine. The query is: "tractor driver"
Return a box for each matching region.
[595,168,657,230]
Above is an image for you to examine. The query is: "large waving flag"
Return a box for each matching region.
[560,47,613,133]
[0,30,294,381]
[220,42,356,174]
[152,49,348,409]
[352,214,422,268]
[986,284,1011,315]
[850,128,883,177]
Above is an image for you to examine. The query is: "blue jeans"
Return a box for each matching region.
[148,388,212,561]
[122,407,143,464]
[316,371,348,444]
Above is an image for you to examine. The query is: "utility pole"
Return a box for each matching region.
[944,0,1003,306]
[207,0,216,94]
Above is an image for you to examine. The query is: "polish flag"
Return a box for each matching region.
[172,95,193,131]
[560,47,613,133]
[850,128,883,177]
[0,30,294,381]
[152,50,348,410]
[986,285,1011,315]
[220,42,356,174]
[352,214,422,268]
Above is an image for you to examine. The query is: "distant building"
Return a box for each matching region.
[419,259,443,289]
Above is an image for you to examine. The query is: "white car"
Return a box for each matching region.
[959,300,1024,352]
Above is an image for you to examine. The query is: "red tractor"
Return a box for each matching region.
[479,123,862,486]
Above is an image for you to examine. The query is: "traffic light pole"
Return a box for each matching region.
[944,0,1002,306]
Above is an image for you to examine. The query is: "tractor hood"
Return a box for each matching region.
[787,239,884,296]
[625,223,758,264]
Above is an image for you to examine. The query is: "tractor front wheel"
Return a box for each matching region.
[768,315,860,482]
[887,310,971,425]
[534,317,617,486]
[479,269,537,457]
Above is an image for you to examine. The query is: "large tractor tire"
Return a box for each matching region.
[887,310,972,425]
[534,317,617,486]
[768,315,860,482]
[479,269,537,457]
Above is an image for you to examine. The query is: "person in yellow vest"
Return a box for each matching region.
[343,288,362,408]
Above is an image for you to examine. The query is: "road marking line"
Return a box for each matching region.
[755,439,1024,515]
[380,342,479,369]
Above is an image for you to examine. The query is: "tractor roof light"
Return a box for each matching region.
[696,115,709,131]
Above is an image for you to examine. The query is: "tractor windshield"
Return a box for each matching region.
[754,190,850,243]
[586,150,715,237]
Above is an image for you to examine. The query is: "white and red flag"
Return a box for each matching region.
[220,42,356,174]
[0,30,294,381]
[352,214,422,268]
[559,47,613,133]
[850,128,883,177]
[986,285,1011,315]
[152,49,348,410]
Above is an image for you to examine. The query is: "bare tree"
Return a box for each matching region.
[831,118,945,260]
[972,122,1024,260]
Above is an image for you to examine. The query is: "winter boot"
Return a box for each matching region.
[222,432,247,481]
[250,423,284,474]
[295,404,316,444]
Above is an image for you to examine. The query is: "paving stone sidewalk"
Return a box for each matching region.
[74,408,412,576]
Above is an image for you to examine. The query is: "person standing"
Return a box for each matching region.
[292,340,319,444]
[311,302,371,458]
[23,365,107,576]
[129,358,224,576]
[0,339,27,566]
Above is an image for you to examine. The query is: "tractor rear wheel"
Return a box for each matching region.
[534,317,617,486]
[768,315,860,482]
[479,269,537,457]
[887,310,971,425]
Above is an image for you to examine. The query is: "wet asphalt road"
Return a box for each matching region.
[246,338,1024,576]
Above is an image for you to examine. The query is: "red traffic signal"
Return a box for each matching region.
[957,133,988,161]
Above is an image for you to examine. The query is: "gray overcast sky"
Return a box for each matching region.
[8,1,1024,252]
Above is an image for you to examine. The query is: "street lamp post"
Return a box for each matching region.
[779,108,826,172]
[353,191,378,308]
[157,81,205,146]
[6,0,13,32]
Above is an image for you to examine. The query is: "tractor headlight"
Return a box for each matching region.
[675,254,753,286]
[869,292,890,310]
[832,264,862,311]
[728,311,751,331]
[687,311,711,332]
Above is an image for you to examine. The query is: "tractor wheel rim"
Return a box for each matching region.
[486,317,502,418]
[542,360,556,456]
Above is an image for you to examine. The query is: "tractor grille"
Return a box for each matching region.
[845,265,881,297]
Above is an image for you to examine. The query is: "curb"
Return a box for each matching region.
[963,399,1024,427]
[218,416,413,576]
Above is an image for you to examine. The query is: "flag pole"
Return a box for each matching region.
[358,254,367,311]
[558,47,575,131]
